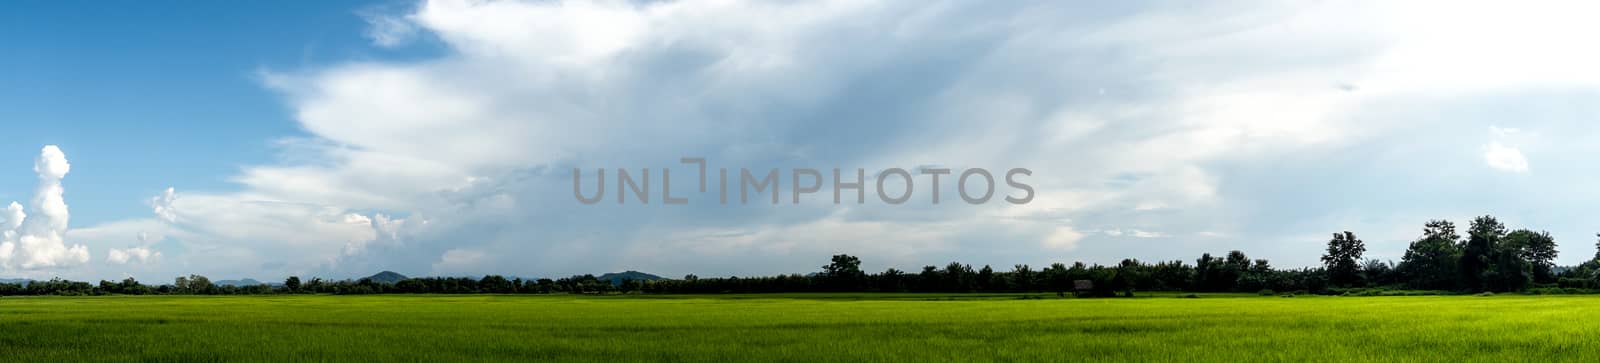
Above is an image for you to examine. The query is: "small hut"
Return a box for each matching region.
[1073,280,1094,294]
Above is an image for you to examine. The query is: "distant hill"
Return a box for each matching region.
[599,271,664,285]
[0,278,31,285]
[216,278,263,287]
[363,271,408,284]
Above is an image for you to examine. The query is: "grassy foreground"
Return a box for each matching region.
[3,293,1599,362]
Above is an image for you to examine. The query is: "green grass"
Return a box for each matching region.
[3,293,1599,362]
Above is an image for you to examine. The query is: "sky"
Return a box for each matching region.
[2,0,1599,282]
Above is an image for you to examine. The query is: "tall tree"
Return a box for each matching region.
[976,265,996,291]
[1593,233,1600,262]
[1399,220,1462,290]
[1193,253,1224,291]
[1223,251,1250,290]
[1237,259,1274,292]
[1505,229,1558,283]
[878,268,905,292]
[944,262,975,291]
[1044,263,1070,296]
[1459,215,1507,291]
[1010,264,1035,292]
[1321,231,1366,287]
[821,254,866,290]
[284,276,302,293]
[919,265,940,292]
[480,275,514,293]
[1360,259,1394,286]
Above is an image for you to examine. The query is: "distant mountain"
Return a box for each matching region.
[216,278,263,287]
[599,271,664,285]
[363,271,408,284]
[0,278,31,285]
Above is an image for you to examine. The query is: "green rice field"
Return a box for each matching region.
[3,293,1598,361]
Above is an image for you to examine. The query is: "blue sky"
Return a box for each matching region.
[3,0,1599,281]
[0,1,425,223]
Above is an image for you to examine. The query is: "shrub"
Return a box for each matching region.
[1523,287,1594,295]
[1257,289,1276,296]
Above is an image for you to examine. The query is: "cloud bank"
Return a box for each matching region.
[23,0,1600,281]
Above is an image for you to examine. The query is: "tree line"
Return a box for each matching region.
[0,274,628,296]
[5,215,1600,297]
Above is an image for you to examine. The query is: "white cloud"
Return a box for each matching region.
[1102,229,1166,238]
[1,146,90,271]
[362,11,418,48]
[245,0,1600,273]
[107,246,159,265]
[1490,126,1523,137]
[627,214,964,263]
[431,248,487,275]
[1043,227,1084,251]
[1133,201,1170,211]
[1483,142,1529,173]
[0,202,23,266]
[144,188,387,274]
[100,231,163,265]
[1130,230,1166,238]
[56,0,1600,278]
[1483,125,1534,173]
[150,187,177,223]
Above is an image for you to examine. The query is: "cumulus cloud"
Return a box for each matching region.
[107,246,159,264]
[431,248,486,275]
[1,146,90,271]
[1483,143,1529,173]
[105,231,162,265]
[144,187,391,274]
[1043,227,1084,251]
[1483,126,1531,173]
[247,0,1600,273]
[0,202,21,265]
[150,187,178,223]
[59,0,1600,279]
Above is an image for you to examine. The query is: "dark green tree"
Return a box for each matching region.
[877,268,905,292]
[1043,263,1070,296]
[1459,216,1506,291]
[1360,259,1394,286]
[821,254,866,290]
[943,262,975,292]
[1505,229,1558,283]
[918,265,940,292]
[284,276,302,293]
[1399,220,1462,290]
[1010,264,1035,292]
[1321,231,1366,287]
[1116,259,1145,295]
[1593,233,1600,263]
[1193,253,1225,291]
[176,275,214,295]
[479,275,514,293]
[1222,251,1250,290]
[976,265,995,291]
